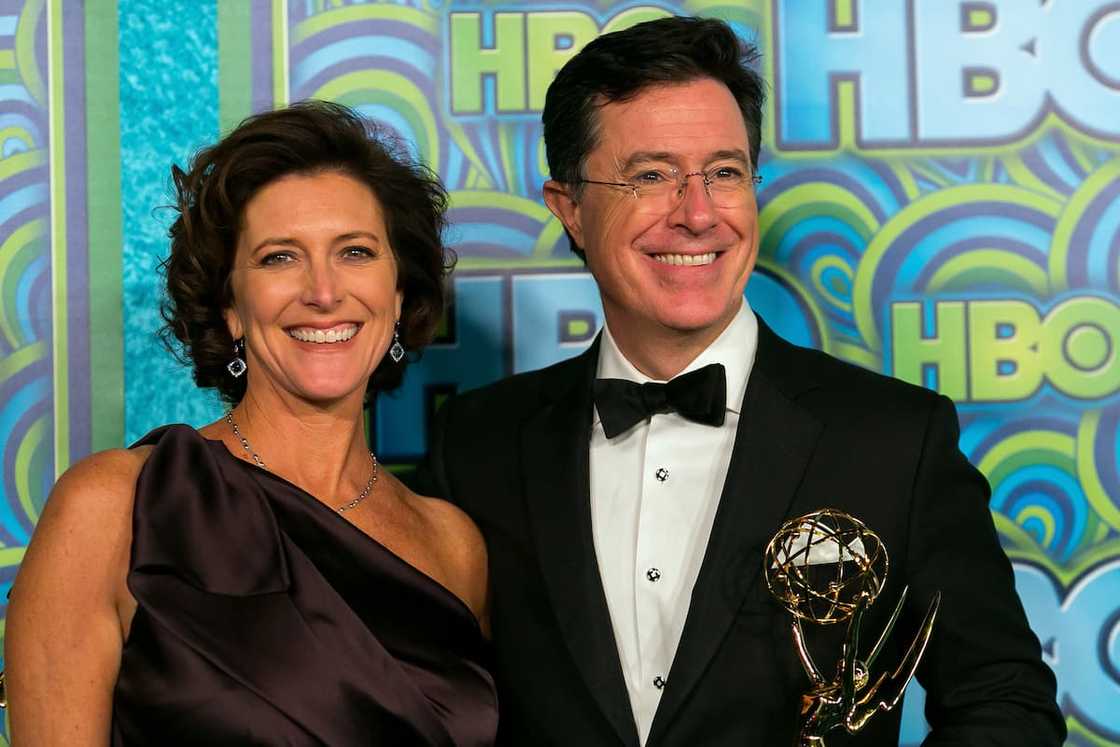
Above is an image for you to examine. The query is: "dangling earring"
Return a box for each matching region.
[389,322,405,363]
[227,338,247,377]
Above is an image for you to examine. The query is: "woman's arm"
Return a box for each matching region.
[5,448,146,746]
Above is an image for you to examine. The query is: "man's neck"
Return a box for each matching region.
[605,308,740,381]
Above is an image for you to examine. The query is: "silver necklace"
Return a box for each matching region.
[225,411,378,513]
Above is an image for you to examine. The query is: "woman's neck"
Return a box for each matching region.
[228,387,373,507]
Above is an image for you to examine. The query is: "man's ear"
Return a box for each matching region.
[542,180,584,249]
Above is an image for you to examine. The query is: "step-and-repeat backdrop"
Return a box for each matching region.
[1,1,1119,743]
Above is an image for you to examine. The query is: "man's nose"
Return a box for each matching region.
[668,173,719,233]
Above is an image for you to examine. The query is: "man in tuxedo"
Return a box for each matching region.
[414,16,1064,746]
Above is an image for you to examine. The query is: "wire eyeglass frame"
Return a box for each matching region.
[576,166,763,213]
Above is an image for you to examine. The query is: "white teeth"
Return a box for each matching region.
[288,324,358,344]
[652,252,717,266]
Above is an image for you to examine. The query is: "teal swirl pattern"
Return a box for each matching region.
[759,155,911,368]
[0,1,1114,743]
[289,4,562,265]
[0,0,51,702]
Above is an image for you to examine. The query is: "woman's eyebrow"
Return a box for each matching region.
[249,231,381,253]
[334,231,381,244]
[250,236,300,253]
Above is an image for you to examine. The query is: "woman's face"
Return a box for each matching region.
[224,170,402,407]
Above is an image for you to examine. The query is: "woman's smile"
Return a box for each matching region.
[286,322,361,344]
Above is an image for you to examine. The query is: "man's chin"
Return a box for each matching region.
[655,303,743,337]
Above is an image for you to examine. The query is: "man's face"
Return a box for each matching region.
[547,77,760,352]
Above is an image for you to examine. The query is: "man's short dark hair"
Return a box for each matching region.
[542,16,765,260]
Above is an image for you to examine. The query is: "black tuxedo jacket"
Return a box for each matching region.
[414,320,1064,746]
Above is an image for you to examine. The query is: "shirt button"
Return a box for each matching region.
[653,675,666,689]
[654,467,669,482]
[646,568,662,582]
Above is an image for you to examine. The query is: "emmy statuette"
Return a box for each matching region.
[763,508,940,747]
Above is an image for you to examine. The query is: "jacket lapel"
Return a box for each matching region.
[647,321,824,742]
[520,340,640,747]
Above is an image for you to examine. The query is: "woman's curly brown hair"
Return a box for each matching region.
[160,100,451,404]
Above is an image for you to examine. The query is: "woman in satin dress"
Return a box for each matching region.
[5,101,497,746]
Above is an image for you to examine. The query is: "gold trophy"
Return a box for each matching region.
[763,508,940,746]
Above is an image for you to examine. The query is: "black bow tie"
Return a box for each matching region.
[593,363,727,439]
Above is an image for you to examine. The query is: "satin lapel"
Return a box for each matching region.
[520,342,640,747]
[128,427,454,746]
[647,331,823,743]
[132,568,455,746]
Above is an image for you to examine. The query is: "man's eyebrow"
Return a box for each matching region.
[619,149,751,172]
[619,151,677,171]
[709,149,750,164]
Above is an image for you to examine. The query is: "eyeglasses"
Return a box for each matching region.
[578,166,762,215]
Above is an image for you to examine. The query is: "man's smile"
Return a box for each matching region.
[650,252,718,266]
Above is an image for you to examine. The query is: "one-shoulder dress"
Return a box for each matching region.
[110,425,498,746]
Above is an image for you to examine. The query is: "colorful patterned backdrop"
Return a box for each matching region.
[1,1,1118,744]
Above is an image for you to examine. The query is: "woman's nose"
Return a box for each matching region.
[302,261,342,309]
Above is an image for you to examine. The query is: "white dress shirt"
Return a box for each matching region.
[590,302,758,744]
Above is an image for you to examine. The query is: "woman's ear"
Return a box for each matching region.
[223,305,243,342]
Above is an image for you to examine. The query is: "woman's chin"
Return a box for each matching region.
[282,378,369,408]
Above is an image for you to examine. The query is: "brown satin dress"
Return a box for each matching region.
[110,425,497,746]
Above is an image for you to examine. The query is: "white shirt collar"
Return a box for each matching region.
[595,300,758,420]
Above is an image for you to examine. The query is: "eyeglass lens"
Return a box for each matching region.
[630,172,756,215]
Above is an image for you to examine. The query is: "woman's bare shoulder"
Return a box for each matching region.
[414,492,487,564]
[9,446,153,636]
[20,448,149,564]
[45,446,152,514]
[406,485,489,623]
[60,446,151,488]
[23,445,155,569]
